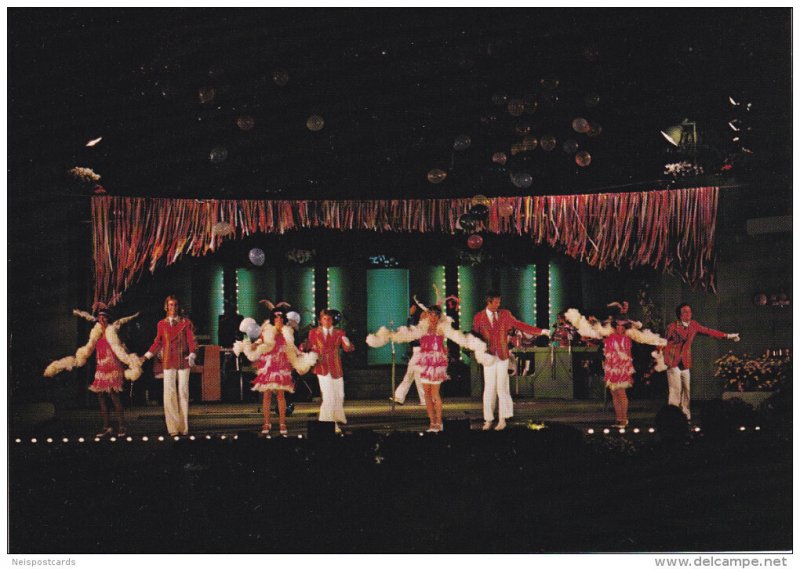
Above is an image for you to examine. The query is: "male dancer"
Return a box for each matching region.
[473,291,549,430]
[307,309,355,433]
[389,303,426,406]
[664,303,739,420]
[143,295,198,436]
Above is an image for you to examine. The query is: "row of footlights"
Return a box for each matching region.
[13,425,762,445]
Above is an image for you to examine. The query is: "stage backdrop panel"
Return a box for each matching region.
[367,269,409,365]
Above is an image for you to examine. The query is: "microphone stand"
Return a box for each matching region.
[389,320,396,422]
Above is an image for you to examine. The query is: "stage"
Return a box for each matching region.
[13,397,720,438]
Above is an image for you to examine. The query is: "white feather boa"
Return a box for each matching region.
[233,322,317,375]
[564,308,667,371]
[366,316,494,365]
[44,323,142,381]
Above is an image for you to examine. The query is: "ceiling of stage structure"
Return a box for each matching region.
[8,8,791,202]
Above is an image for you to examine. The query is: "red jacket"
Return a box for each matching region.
[664,319,726,369]
[473,309,542,361]
[307,326,354,378]
[148,317,198,370]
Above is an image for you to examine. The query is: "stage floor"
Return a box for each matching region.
[14,397,673,437]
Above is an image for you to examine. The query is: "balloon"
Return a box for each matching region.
[572,117,590,133]
[427,168,447,184]
[471,194,491,207]
[198,86,215,104]
[498,202,514,217]
[540,77,560,90]
[575,151,592,167]
[248,248,265,266]
[272,70,289,87]
[522,136,538,151]
[507,99,524,117]
[469,204,489,219]
[209,146,228,163]
[491,93,508,106]
[246,322,262,341]
[510,172,533,189]
[514,123,531,136]
[453,135,471,151]
[540,135,557,151]
[491,152,507,165]
[562,139,579,154]
[467,234,484,250]
[587,122,603,137]
[458,213,477,230]
[306,115,325,131]
[236,116,255,131]
[585,93,601,108]
[539,92,559,106]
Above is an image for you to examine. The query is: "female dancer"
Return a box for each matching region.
[234,305,317,435]
[368,296,491,432]
[44,305,142,436]
[603,320,635,427]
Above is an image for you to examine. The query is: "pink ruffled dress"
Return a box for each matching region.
[89,335,124,393]
[252,334,295,393]
[418,333,449,384]
[603,333,634,390]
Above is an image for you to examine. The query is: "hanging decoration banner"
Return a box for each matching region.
[92,187,719,305]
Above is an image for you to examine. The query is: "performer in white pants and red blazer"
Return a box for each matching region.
[390,303,426,406]
[472,291,549,431]
[664,303,740,421]
[142,295,198,436]
[308,309,355,433]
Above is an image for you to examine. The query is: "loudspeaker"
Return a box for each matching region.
[307,420,336,439]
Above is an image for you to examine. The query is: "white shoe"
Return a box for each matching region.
[495,420,507,431]
[482,421,493,431]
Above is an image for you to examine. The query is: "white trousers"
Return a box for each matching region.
[163,368,190,435]
[483,358,513,422]
[394,347,425,404]
[318,374,347,424]
[666,367,692,420]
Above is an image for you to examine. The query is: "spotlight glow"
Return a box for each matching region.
[587,429,595,434]
[739,426,746,431]
[78,437,85,443]
[158,436,165,442]
[633,428,640,434]
[173,436,180,441]
[94,437,101,442]
[602,428,610,434]
[110,437,117,442]
[648,428,655,433]
[31,438,37,444]
[46,438,53,443]
[126,437,133,442]
[755,426,761,431]
[693,426,701,432]
[189,435,196,441]
[15,438,21,444]
[205,435,212,440]
[618,428,626,434]
[142,436,149,442]
[221,435,227,440]
[62,438,69,443]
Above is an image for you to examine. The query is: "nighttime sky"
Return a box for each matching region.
[7,8,792,201]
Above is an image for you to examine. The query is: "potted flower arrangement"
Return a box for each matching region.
[714,351,791,407]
